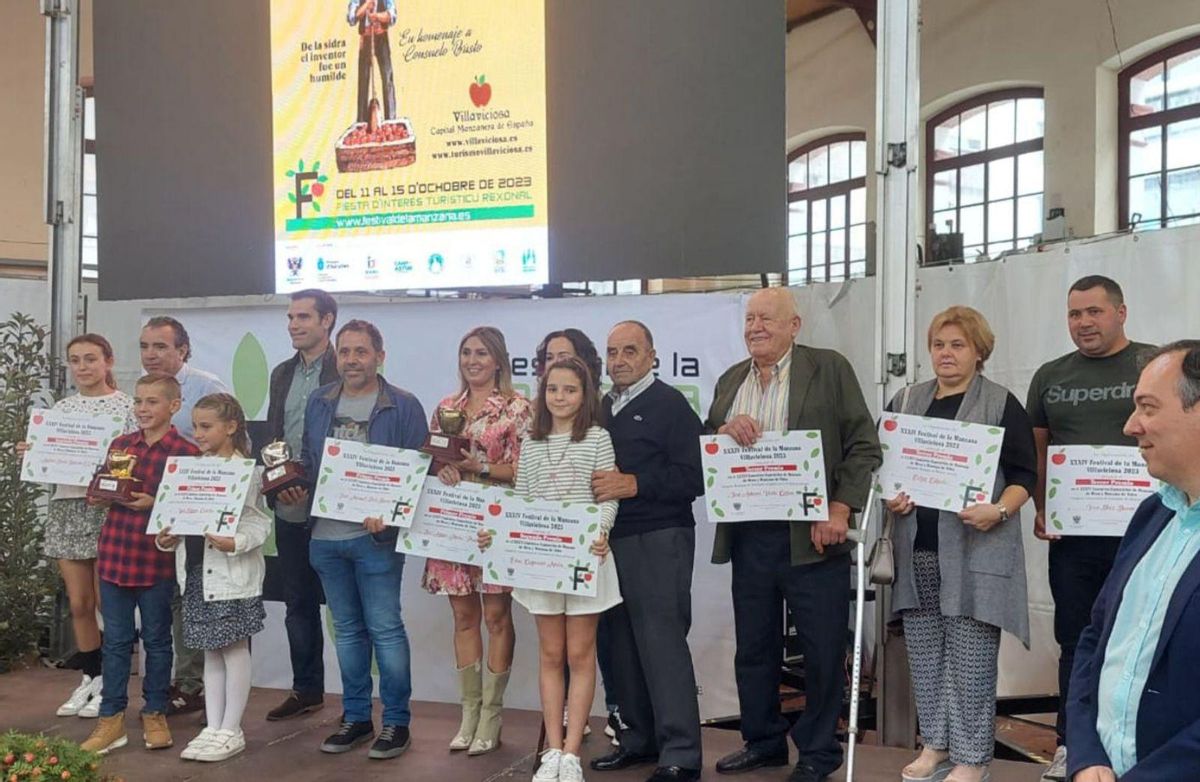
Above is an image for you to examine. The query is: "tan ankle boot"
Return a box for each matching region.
[81,713,128,755]
[467,666,509,755]
[141,711,173,749]
[449,660,483,751]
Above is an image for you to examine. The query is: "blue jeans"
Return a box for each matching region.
[310,534,411,725]
[99,579,174,717]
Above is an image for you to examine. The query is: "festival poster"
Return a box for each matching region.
[481,493,602,596]
[1045,445,1157,536]
[21,408,125,487]
[311,438,432,526]
[700,431,830,523]
[875,413,1004,511]
[270,0,549,292]
[147,457,256,536]
[397,476,494,563]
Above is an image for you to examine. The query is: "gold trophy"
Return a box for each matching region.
[422,407,472,473]
[87,449,141,503]
[261,440,307,499]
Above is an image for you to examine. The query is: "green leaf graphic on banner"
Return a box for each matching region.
[231,332,269,419]
[263,522,277,557]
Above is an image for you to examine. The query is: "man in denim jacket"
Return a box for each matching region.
[299,319,427,761]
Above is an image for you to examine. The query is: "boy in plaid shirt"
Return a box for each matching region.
[82,375,200,755]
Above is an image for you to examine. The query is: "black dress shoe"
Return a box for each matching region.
[715,745,789,774]
[786,761,826,782]
[267,690,325,721]
[590,748,659,771]
[647,766,702,782]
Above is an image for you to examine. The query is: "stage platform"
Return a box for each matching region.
[1,667,1043,781]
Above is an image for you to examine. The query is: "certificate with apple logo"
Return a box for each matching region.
[310,438,432,527]
[397,477,496,564]
[1045,445,1156,536]
[146,456,256,536]
[480,493,603,596]
[700,431,829,523]
[874,414,1004,512]
[21,408,127,487]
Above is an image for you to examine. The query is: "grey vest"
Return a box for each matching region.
[888,374,1031,648]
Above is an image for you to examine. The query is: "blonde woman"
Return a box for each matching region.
[424,326,531,755]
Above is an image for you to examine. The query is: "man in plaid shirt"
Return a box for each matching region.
[82,375,200,756]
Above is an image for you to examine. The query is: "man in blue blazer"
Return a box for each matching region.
[1067,340,1200,782]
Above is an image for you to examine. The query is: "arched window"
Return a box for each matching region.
[1119,34,1200,231]
[925,88,1044,263]
[787,132,868,285]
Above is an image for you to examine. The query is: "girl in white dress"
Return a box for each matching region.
[480,357,620,782]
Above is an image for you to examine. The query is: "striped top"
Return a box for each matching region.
[513,426,618,534]
[729,350,792,431]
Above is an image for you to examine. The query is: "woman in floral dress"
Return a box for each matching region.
[423,326,531,756]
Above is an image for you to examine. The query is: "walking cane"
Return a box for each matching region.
[844,484,877,782]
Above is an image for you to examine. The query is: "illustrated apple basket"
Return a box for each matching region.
[334,117,417,173]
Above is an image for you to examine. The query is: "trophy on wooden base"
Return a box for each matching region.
[261,441,307,499]
[87,449,141,503]
[422,407,472,474]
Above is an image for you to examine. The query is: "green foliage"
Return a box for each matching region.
[0,314,55,671]
[0,730,118,781]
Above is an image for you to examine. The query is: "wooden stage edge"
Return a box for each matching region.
[1,666,1044,781]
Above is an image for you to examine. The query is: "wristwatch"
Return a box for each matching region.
[995,503,1009,522]
[479,462,491,478]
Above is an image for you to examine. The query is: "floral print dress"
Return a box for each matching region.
[420,389,532,596]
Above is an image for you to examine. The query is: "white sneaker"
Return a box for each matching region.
[180,727,221,761]
[559,752,584,782]
[78,687,102,719]
[57,674,99,717]
[193,728,245,762]
[532,748,562,781]
[604,710,627,747]
[1041,746,1067,781]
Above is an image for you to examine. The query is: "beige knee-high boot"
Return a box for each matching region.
[449,660,483,751]
[467,666,510,755]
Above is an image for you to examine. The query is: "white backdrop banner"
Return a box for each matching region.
[156,292,750,718]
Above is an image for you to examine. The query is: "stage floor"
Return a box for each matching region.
[1,667,1043,781]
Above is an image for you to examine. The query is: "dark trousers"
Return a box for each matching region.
[730,522,850,777]
[596,610,619,712]
[1049,535,1121,744]
[356,34,396,123]
[276,518,326,697]
[609,527,703,770]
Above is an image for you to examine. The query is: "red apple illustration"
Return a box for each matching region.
[311,183,325,197]
[469,75,492,107]
[327,444,341,457]
[584,573,593,582]
[975,492,986,502]
[488,503,502,516]
[32,414,44,425]
[704,442,720,455]
[1051,452,1067,465]
[813,498,823,506]
[167,463,178,474]
[883,418,898,432]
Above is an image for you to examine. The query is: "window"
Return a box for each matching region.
[787,133,868,285]
[82,87,97,280]
[925,89,1044,264]
[1119,34,1200,231]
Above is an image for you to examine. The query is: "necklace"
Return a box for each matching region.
[543,435,576,499]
